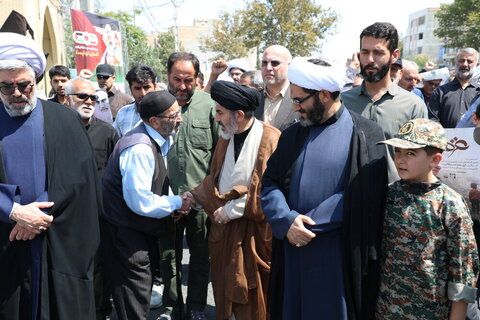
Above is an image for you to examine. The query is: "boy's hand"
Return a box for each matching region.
[449,301,467,320]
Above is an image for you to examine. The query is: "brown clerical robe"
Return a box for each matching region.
[191,120,280,320]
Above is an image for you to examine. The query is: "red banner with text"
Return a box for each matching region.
[70,9,124,81]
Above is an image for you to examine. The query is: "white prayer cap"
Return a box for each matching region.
[0,32,46,78]
[419,67,450,82]
[288,57,347,92]
[227,59,250,73]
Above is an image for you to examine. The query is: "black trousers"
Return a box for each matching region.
[100,219,159,320]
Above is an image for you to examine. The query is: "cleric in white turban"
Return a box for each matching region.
[288,56,348,93]
[0,32,46,78]
[262,56,388,320]
[0,31,102,320]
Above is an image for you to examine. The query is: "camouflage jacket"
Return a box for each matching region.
[376,180,479,319]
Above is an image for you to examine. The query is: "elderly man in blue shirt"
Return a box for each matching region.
[101,90,192,320]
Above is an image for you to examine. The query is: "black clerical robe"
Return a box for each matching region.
[0,99,101,320]
[262,109,388,320]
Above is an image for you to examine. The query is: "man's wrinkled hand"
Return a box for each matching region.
[10,202,54,234]
[212,206,230,225]
[9,224,39,241]
[286,215,316,247]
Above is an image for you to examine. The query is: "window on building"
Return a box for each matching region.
[418,33,423,40]
[417,47,423,54]
[418,16,425,25]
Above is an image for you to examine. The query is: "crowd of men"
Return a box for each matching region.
[1,19,480,320]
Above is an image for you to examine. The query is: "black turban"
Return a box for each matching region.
[211,80,261,111]
[139,91,177,119]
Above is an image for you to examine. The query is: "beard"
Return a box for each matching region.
[299,96,325,127]
[160,120,181,138]
[455,66,473,80]
[168,83,195,101]
[1,91,37,117]
[360,60,391,83]
[219,115,239,140]
[77,105,94,120]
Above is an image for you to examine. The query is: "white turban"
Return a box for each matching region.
[227,58,250,73]
[288,57,347,92]
[0,32,46,78]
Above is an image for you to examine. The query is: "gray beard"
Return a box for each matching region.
[456,68,473,80]
[220,117,238,139]
[1,94,37,117]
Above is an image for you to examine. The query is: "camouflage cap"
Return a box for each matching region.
[377,118,447,150]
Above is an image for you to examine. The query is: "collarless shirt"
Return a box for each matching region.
[119,123,181,218]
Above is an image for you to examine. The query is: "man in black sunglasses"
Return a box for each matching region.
[66,77,119,319]
[66,78,118,176]
[96,63,133,119]
[255,45,298,131]
[0,32,101,320]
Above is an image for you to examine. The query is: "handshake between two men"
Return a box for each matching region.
[174,191,231,225]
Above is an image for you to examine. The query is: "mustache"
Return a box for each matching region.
[10,96,28,103]
[363,63,379,71]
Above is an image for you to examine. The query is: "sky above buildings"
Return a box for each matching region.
[104,0,454,63]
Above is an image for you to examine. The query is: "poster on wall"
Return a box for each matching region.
[70,9,125,82]
[437,127,480,219]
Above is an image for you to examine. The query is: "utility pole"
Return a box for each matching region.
[171,0,183,51]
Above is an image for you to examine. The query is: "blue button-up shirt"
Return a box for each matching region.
[119,123,182,218]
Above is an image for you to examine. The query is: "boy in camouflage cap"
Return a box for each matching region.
[375,118,479,319]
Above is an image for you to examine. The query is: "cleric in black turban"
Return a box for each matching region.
[211,80,261,111]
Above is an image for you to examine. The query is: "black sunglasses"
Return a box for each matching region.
[96,75,111,80]
[261,60,282,68]
[0,82,34,95]
[68,93,99,102]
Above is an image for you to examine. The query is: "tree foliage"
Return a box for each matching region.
[62,0,76,68]
[200,11,250,60]
[101,11,176,79]
[201,0,338,60]
[408,54,432,70]
[434,0,480,50]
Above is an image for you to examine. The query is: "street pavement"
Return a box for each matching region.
[110,236,216,320]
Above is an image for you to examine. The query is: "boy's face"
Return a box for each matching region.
[394,147,441,183]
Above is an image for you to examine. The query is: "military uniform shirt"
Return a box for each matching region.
[376,180,479,319]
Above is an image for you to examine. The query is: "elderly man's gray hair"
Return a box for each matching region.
[65,77,95,95]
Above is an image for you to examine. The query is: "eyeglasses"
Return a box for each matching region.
[157,111,181,120]
[96,75,111,80]
[291,92,316,105]
[0,82,34,95]
[261,60,282,68]
[68,93,99,102]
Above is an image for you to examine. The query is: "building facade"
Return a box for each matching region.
[403,8,457,66]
